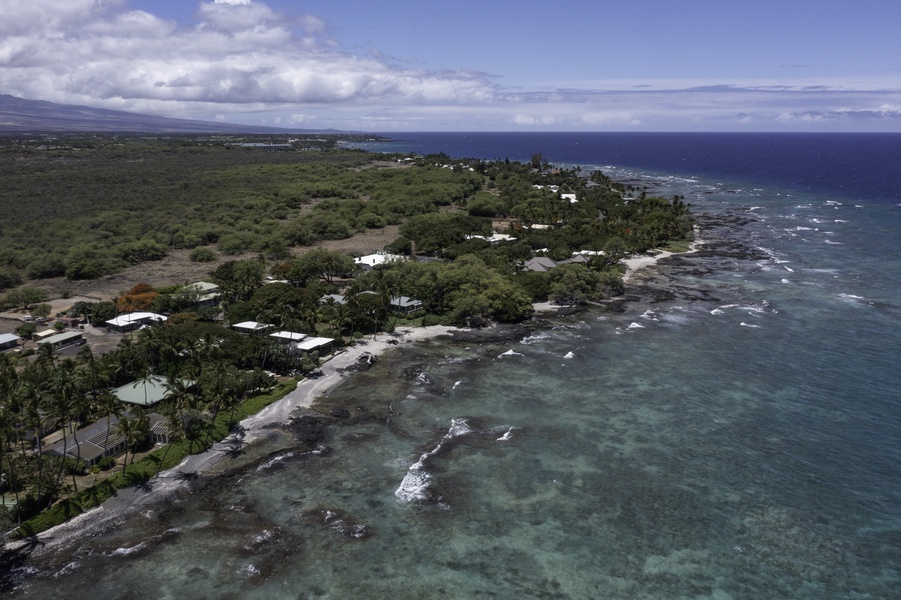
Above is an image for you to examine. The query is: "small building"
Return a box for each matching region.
[37,331,84,351]
[181,281,221,307]
[0,333,21,351]
[294,336,334,355]
[354,252,404,271]
[232,321,272,336]
[389,295,423,315]
[114,375,191,407]
[561,193,578,203]
[105,312,167,332]
[34,329,57,341]
[269,330,308,344]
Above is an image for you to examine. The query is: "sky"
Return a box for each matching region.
[2,0,901,132]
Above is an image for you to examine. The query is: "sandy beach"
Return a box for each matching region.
[14,325,458,552]
[622,238,705,282]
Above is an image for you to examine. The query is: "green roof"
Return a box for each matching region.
[113,375,191,407]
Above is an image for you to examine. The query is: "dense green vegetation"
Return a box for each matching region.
[0,134,694,537]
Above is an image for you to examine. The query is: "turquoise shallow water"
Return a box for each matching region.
[8,149,901,598]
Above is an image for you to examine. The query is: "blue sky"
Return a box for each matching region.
[3,0,900,131]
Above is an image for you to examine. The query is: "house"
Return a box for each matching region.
[46,416,126,467]
[33,328,57,342]
[354,252,404,271]
[105,312,167,332]
[232,321,272,336]
[522,254,593,273]
[523,257,559,273]
[561,193,578,203]
[113,375,191,407]
[465,233,514,244]
[181,281,221,307]
[389,295,423,315]
[37,331,85,351]
[46,411,171,466]
[269,330,308,344]
[0,333,21,351]
[294,336,334,355]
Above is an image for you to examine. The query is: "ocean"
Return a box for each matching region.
[7,133,901,599]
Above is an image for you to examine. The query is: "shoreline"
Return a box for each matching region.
[13,325,458,553]
[622,237,705,282]
[14,238,702,553]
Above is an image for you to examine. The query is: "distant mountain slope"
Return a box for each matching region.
[0,94,324,134]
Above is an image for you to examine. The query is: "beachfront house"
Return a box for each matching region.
[45,411,172,466]
[105,312,167,332]
[294,336,334,356]
[388,295,423,315]
[114,375,192,408]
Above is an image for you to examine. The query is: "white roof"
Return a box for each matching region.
[35,329,57,339]
[294,336,334,351]
[233,321,269,330]
[270,331,308,342]
[105,312,167,327]
[0,333,20,344]
[354,253,403,267]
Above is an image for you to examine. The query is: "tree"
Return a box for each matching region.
[30,303,52,319]
[6,287,47,311]
[286,248,356,286]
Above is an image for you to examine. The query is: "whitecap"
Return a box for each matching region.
[563,351,575,359]
[110,542,149,557]
[740,322,761,328]
[396,418,471,504]
[783,266,794,272]
[256,452,294,472]
[498,349,524,358]
[640,310,658,320]
[824,240,843,245]
[781,278,791,284]
[710,308,724,315]
[452,380,462,390]
[625,322,645,331]
[497,428,514,441]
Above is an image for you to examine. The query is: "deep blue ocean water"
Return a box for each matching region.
[9,133,901,599]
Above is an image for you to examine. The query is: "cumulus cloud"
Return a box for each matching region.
[0,0,498,118]
[1,1,899,130]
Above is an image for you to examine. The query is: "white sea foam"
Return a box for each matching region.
[626,322,645,330]
[452,380,462,389]
[641,310,658,321]
[110,542,149,557]
[498,349,524,358]
[824,240,843,245]
[497,428,514,441]
[784,266,794,272]
[781,278,791,284]
[395,418,470,504]
[740,322,762,328]
[710,308,724,315]
[256,452,294,472]
[563,351,575,359]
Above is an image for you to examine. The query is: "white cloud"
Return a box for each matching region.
[1,1,899,131]
[0,0,498,119]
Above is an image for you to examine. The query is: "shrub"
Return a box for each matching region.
[97,456,116,471]
[190,246,218,263]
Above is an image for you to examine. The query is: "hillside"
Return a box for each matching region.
[0,94,331,134]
